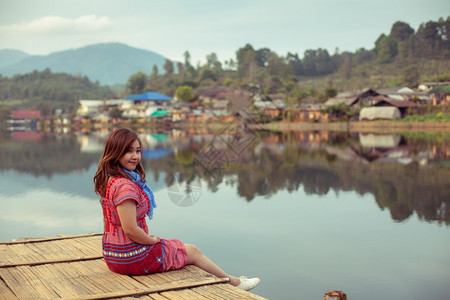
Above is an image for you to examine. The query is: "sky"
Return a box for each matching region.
[0,0,448,65]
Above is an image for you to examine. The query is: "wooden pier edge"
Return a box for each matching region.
[0,233,268,299]
[62,277,230,300]
[0,232,102,245]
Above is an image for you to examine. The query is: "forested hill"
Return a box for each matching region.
[0,43,170,85]
[0,17,449,113]
[0,69,114,113]
[0,49,30,69]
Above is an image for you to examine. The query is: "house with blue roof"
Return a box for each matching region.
[121,91,173,118]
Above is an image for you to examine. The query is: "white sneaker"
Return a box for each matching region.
[236,276,260,291]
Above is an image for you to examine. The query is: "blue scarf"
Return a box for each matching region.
[122,168,157,220]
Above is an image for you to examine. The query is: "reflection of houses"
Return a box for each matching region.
[353,133,433,165]
[359,133,401,148]
[11,131,42,141]
[76,132,109,153]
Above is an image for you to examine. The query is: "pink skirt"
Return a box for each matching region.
[103,238,188,275]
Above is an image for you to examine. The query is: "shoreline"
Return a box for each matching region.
[250,121,450,133]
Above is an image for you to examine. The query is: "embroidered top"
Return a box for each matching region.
[101,176,187,275]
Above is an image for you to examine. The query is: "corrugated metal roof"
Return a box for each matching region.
[430,85,450,93]
[11,110,41,119]
[125,91,172,101]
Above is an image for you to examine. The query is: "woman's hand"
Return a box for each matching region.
[149,235,160,244]
[117,199,160,245]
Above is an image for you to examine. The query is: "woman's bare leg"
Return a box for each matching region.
[185,243,240,286]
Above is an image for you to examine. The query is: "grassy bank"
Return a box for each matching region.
[252,120,450,133]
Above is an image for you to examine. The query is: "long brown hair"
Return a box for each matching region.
[94,128,146,197]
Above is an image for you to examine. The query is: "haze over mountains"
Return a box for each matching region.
[0,43,172,86]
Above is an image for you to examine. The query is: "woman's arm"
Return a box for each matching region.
[116,199,160,245]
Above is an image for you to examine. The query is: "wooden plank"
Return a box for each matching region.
[160,288,211,300]
[147,294,172,300]
[0,255,103,268]
[0,272,19,299]
[188,285,226,300]
[1,234,267,300]
[0,235,103,267]
[0,233,102,245]
[0,266,60,299]
[214,283,268,299]
[62,278,229,300]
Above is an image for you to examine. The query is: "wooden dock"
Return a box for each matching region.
[0,233,267,299]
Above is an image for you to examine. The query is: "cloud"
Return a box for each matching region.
[0,15,111,36]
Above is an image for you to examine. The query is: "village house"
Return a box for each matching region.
[77,99,123,117]
[375,87,430,103]
[417,81,450,92]
[7,110,41,130]
[288,104,328,122]
[253,93,286,120]
[324,88,381,109]
[121,91,173,118]
[429,85,450,105]
[372,97,418,118]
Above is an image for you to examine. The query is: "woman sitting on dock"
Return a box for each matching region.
[94,128,260,291]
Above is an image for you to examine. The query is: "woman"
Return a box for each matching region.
[94,128,260,291]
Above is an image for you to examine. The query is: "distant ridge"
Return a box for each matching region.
[0,43,172,85]
[0,49,30,69]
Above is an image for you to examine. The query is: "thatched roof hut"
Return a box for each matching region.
[359,107,401,121]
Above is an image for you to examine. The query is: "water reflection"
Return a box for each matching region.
[1,129,449,225]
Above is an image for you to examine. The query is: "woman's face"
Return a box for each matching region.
[119,139,141,171]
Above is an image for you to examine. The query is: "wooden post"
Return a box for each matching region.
[324,290,347,300]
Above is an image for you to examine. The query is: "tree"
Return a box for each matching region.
[415,18,450,58]
[302,49,334,76]
[325,88,337,99]
[177,62,185,75]
[342,54,352,79]
[286,52,303,76]
[205,52,223,75]
[267,52,286,77]
[109,107,122,119]
[403,66,419,85]
[390,21,414,41]
[175,85,194,102]
[0,107,11,122]
[375,35,398,63]
[256,48,271,67]
[236,44,258,78]
[126,72,147,94]
[183,51,191,68]
[163,59,174,76]
[200,69,217,82]
[151,65,159,79]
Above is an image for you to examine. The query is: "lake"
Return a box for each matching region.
[0,126,449,300]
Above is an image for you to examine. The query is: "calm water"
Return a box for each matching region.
[1,128,449,300]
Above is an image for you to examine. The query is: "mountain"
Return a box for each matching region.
[0,43,172,85]
[0,49,30,69]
